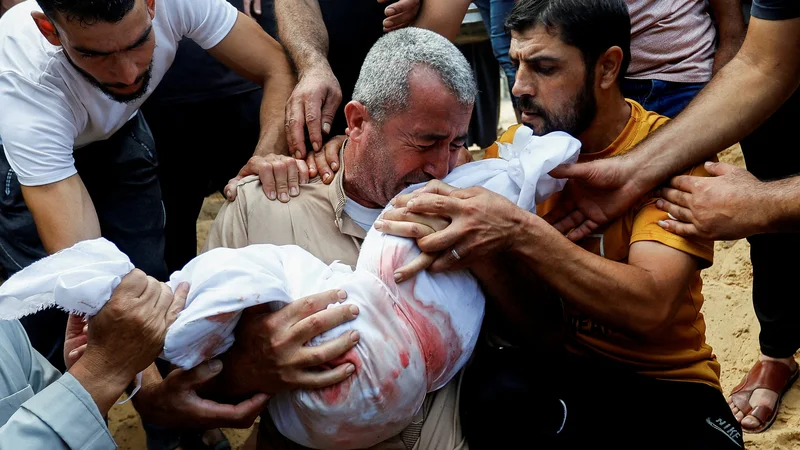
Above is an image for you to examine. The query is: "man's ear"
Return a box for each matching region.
[32,12,61,47]
[344,101,369,143]
[146,0,156,19]
[597,46,624,90]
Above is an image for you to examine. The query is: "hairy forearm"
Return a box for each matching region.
[256,60,294,157]
[628,17,800,192]
[275,0,330,75]
[762,175,800,233]
[510,214,674,336]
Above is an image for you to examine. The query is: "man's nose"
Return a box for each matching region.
[512,68,534,98]
[426,147,452,180]
[112,57,141,86]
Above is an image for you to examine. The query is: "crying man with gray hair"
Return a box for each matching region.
[198,27,578,449]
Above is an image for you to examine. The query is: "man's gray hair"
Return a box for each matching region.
[352,27,478,124]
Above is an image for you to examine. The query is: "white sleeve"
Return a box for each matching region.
[0,72,78,187]
[166,0,239,50]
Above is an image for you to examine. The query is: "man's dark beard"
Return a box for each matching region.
[64,53,153,104]
[518,71,597,137]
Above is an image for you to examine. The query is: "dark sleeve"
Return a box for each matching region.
[751,0,800,20]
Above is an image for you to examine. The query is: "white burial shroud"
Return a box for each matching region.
[0,127,580,449]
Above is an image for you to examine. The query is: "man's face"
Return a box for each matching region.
[510,25,597,137]
[45,0,156,103]
[350,69,472,208]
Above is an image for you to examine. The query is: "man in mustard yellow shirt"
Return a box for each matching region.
[378,0,742,448]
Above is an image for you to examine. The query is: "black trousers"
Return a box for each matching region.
[141,88,262,273]
[461,343,743,449]
[739,88,800,359]
[0,113,167,371]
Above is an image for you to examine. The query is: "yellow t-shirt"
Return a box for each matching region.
[486,100,721,390]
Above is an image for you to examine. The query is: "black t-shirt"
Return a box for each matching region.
[147,0,277,105]
[751,0,800,20]
[318,0,391,135]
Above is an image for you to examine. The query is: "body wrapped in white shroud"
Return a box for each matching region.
[0,128,580,449]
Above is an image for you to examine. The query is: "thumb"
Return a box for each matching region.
[178,360,224,388]
[320,88,341,136]
[704,161,736,176]
[548,162,593,181]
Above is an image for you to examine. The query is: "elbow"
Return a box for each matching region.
[629,298,678,339]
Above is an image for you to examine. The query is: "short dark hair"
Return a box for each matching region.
[37,0,137,25]
[505,0,631,82]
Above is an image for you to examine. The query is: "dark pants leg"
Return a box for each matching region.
[740,88,800,359]
[461,346,743,449]
[141,88,262,273]
[0,113,167,370]
[621,79,706,118]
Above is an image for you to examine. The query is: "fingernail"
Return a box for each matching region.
[323,173,331,181]
[386,7,395,15]
[383,20,393,27]
[290,187,299,196]
[394,272,403,282]
[349,304,359,315]
[374,220,383,230]
[295,151,302,159]
[667,213,677,221]
[69,349,79,357]
[179,281,189,291]
[657,220,668,228]
[656,200,663,209]
[390,198,396,206]
[705,161,713,168]
[208,360,222,372]
[83,325,88,333]
[337,290,347,300]
[280,193,289,202]
[268,191,277,200]
[350,331,360,343]
[313,142,320,152]
[331,162,338,171]
[322,123,331,134]
[346,363,356,374]
[407,200,414,209]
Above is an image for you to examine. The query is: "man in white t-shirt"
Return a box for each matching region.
[0,0,294,372]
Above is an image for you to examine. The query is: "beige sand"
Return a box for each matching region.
[107,144,799,449]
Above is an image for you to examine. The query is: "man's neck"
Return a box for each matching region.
[577,96,631,154]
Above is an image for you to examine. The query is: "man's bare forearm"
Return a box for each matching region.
[763,175,800,233]
[628,17,800,192]
[21,175,101,254]
[275,0,330,75]
[507,212,693,337]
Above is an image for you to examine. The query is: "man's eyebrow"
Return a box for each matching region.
[523,55,560,65]
[72,24,153,56]
[417,133,451,141]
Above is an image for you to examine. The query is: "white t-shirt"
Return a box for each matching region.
[0,0,238,186]
[344,196,382,232]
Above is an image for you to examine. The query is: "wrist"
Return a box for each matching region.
[69,355,134,416]
[297,58,333,80]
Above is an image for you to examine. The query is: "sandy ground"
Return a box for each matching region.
[108,97,800,449]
